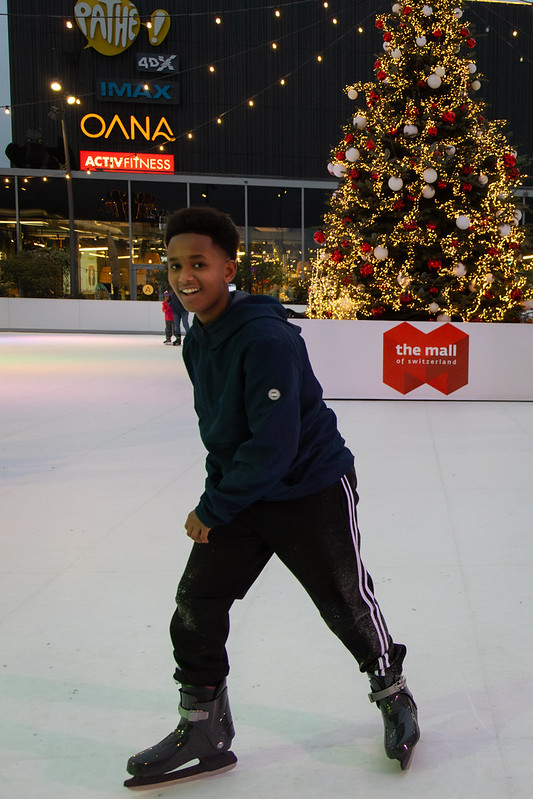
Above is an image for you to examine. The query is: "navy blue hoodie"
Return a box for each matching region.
[183,291,354,528]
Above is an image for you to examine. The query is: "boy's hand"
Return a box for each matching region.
[185,510,211,544]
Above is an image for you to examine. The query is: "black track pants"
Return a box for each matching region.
[170,468,406,685]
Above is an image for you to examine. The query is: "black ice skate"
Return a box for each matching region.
[368,674,420,770]
[124,680,237,788]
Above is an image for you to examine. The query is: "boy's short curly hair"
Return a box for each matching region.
[165,207,240,260]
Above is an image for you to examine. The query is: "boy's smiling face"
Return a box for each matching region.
[167,233,237,325]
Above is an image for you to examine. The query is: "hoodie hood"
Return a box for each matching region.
[188,290,297,349]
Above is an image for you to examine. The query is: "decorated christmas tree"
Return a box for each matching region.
[308,0,533,322]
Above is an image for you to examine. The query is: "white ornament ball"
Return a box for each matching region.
[391,48,401,60]
[416,36,427,47]
[327,163,335,174]
[435,66,446,78]
[347,89,358,100]
[437,313,452,322]
[374,245,389,260]
[427,73,442,89]
[429,302,440,313]
[422,184,435,199]
[388,176,404,192]
[392,3,402,13]
[453,8,463,18]
[498,223,511,237]
[456,215,471,230]
[397,273,411,287]
[423,167,438,183]
[478,174,488,186]
[471,80,481,91]
[403,124,419,137]
[338,295,354,313]
[514,209,523,222]
[445,145,456,156]
[468,62,477,74]
[320,251,330,261]
[485,273,494,284]
[333,164,347,178]
[383,41,391,52]
[345,147,360,162]
[353,114,367,129]
[422,5,433,16]
[521,299,533,310]
[453,262,467,277]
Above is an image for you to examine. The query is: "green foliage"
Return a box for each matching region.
[0,248,70,298]
[235,255,286,295]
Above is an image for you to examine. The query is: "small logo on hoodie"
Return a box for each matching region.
[268,388,281,401]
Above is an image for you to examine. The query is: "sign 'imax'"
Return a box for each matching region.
[99,81,179,104]
[74,1,170,56]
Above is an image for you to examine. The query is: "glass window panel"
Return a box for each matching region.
[72,177,130,299]
[244,186,302,302]
[0,177,17,271]
[188,184,245,225]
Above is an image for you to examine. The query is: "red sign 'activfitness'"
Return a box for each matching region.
[80,150,174,173]
[383,322,469,395]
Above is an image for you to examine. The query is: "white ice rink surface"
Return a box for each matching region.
[1,331,532,799]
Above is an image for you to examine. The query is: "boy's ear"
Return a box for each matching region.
[225,259,237,283]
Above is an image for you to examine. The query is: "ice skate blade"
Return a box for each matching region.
[124,751,237,789]
[389,744,416,771]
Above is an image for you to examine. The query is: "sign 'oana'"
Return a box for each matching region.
[74,1,170,56]
[80,112,175,141]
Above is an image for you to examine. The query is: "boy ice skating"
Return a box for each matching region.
[125,207,419,787]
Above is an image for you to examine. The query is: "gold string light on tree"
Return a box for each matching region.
[308,0,532,322]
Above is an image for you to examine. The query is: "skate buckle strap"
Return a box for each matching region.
[178,702,210,722]
[368,675,407,704]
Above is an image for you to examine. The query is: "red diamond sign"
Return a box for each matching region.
[383,322,469,395]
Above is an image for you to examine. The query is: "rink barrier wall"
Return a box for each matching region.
[1,297,532,400]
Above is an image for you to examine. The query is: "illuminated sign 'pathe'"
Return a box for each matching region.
[74,2,170,56]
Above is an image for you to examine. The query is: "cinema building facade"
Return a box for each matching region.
[2,0,533,301]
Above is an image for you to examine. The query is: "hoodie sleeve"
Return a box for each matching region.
[195,330,306,528]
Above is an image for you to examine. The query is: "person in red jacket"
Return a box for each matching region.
[162,290,174,344]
